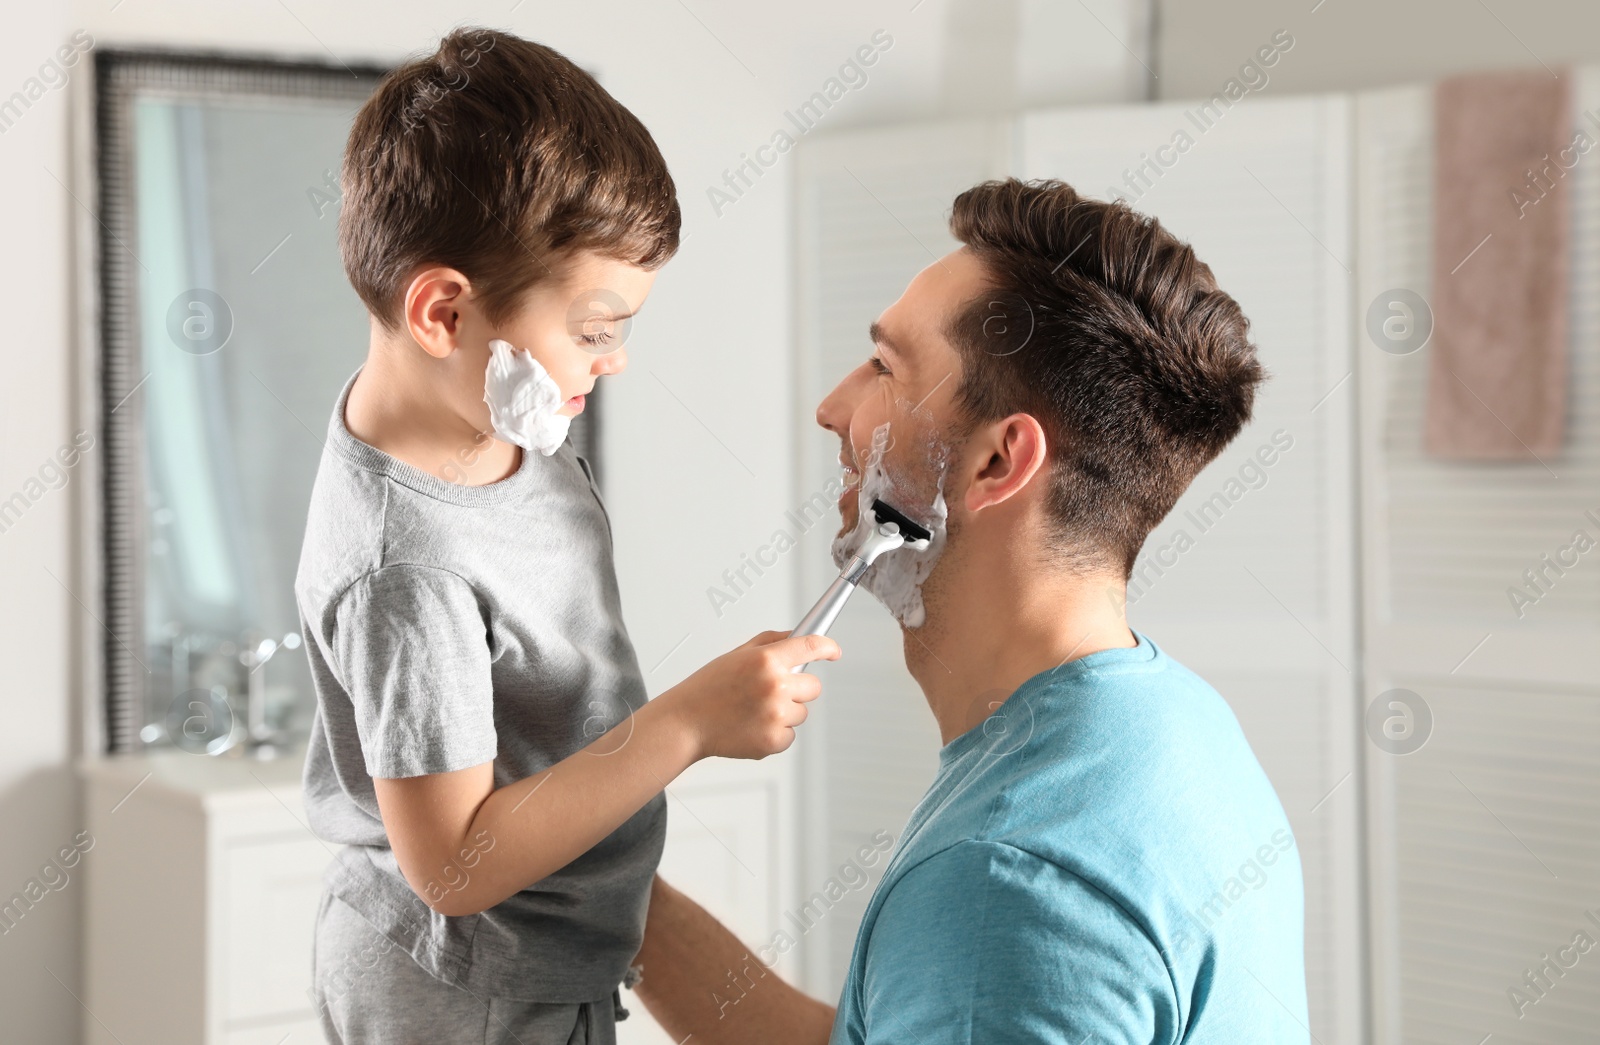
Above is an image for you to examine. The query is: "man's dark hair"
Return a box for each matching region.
[339,27,681,330]
[946,178,1265,578]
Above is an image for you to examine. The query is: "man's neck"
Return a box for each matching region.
[345,336,520,486]
[905,537,1136,746]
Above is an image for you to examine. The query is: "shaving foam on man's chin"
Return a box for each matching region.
[825,396,947,624]
[834,420,950,629]
[786,402,951,657]
[483,338,571,456]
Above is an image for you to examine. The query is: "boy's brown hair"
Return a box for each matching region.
[340,28,681,330]
[945,178,1266,578]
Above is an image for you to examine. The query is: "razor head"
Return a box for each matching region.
[869,498,934,546]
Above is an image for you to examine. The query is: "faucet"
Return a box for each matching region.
[238,631,303,757]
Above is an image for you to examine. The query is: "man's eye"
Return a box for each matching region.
[869,356,890,375]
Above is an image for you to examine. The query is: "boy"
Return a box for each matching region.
[295,28,838,1044]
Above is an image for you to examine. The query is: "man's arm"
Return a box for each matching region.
[631,876,836,1045]
[856,841,1178,1044]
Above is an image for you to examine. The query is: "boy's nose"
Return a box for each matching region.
[593,346,628,376]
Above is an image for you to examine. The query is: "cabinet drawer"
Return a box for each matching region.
[221,833,330,1025]
[658,781,776,945]
[223,1016,324,1044]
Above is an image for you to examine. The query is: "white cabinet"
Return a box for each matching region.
[220,834,334,1025]
[79,747,785,1045]
[81,749,328,1045]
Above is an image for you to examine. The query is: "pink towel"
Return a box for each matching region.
[1425,67,1572,461]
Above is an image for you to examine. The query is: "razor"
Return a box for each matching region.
[789,498,933,672]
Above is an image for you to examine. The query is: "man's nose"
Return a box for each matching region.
[816,378,849,436]
[816,363,869,435]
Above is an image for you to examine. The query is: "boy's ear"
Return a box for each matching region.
[403,266,473,359]
[961,412,1050,514]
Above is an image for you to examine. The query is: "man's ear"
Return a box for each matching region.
[402,266,473,360]
[962,413,1050,513]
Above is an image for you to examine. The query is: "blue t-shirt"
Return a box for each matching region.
[830,630,1309,1044]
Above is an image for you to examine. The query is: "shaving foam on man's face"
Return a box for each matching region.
[820,250,983,629]
[831,402,951,627]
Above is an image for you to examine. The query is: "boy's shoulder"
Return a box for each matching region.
[294,445,390,614]
[297,419,611,617]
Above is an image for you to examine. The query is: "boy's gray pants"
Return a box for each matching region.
[311,891,626,1044]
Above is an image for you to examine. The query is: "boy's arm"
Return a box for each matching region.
[374,630,838,917]
[630,876,836,1045]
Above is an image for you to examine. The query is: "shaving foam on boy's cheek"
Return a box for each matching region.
[830,405,951,629]
[483,338,571,456]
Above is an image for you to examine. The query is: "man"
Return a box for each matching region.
[632,178,1310,1043]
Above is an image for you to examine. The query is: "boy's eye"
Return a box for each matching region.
[578,330,614,348]
[868,356,890,376]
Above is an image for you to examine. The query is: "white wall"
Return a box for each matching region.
[1157,0,1600,98]
[0,3,83,1042]
[1,0,1148,1039]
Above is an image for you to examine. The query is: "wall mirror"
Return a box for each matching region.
[96,50,604,755]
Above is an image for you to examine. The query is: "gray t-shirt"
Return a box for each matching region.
[295,368,666,1003]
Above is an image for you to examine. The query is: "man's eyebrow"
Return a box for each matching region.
[868,321,900,361]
